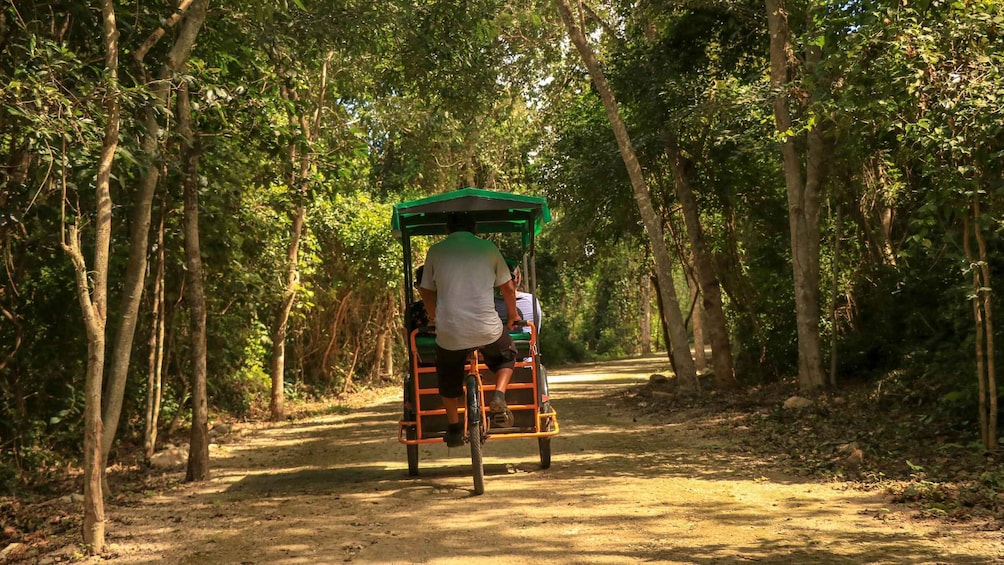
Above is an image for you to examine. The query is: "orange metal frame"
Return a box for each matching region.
[398,322,559,445]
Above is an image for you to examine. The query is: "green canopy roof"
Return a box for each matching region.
[391,188,551,243]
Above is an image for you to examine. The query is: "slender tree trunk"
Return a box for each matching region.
[639,273,652,355]
[829,202,841,387]
[178,82,209,481]
[665,142,735,388]
[651,275,678,377]
[101,84,164,466]
[102,0,211,464]
[965,199,998,453]
[59,0,119,552]
[689,279,708,372]
[270,51,333,420]
[374,330,387,379]
[556,0,696,387]
[321,290,354,382]
[385,325,395,377]
[269,204,303,421]
[162,274,185,439]
[144,202,167,460]
[766,0,826,391]
[976,223,997,453]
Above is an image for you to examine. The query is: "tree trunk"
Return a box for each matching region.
[178,82,209,481]
[689,279,707,372]
[321,290,354,383]
[665,142,735,388]
[765,0,826,391]
[639,273,652,355]
[101,84,163,465]
[162,273,185,438]
[556,0,697,388]
[102,0,210,464]
[269,203,304,421]
[269,51,333,420]
[374,329,387,379]
[829,202,841,387]
[385,325,395,377]
[144,201,167,460]
[651,275,677,377]
[65,225,109,553]
[59,0,119,552]
[965,199,998,453]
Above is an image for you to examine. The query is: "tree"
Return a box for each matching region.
[665,142,736,388]
[555,0,697,388]
[102,0,211,470]
[765,0,827,391]
[177,80,211,481]
[827,0,1004,449]
[269,50,334,421]
[57,0,121,552]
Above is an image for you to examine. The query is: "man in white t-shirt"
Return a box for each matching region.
[419,212,521,447]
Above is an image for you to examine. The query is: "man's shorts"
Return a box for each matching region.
[436,332,518,399]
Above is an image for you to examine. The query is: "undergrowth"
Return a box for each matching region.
[620,369,1003,527]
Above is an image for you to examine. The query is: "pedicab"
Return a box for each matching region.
[391,188,559,494]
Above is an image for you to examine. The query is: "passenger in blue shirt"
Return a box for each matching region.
[494,259,543,334]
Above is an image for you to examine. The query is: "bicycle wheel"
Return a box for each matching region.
[464,366,486,496]
[469,422,485,495]
[538,437,551,469]
[406,426,419,476]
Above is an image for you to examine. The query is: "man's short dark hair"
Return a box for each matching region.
[446,212,476,233]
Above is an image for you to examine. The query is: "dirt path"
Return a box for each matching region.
[96,355,1001,564]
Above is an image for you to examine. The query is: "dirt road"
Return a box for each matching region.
[97,355,1001,564]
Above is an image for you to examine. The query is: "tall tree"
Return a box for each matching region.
[665,143,735,388]
[269,51,333,421]
[143,202,168,460]
[555,0,697,387]
[765,0,827,391]
[58,0,121,552]
[178,81,210,481]
[102,0,211,467]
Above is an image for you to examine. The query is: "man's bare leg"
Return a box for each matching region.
[493,368,513,395]
[443,396,460,424]
[490,368,514,426]
[442,396,464,446]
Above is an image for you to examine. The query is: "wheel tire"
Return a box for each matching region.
[538,437,551,469]
[469,423,485,495]
[406,426,419,476]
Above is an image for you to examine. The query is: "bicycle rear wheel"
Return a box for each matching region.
[464,366,485,495]
[469,422,485,495]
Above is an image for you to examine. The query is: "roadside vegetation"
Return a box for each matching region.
[626,369,1004,526]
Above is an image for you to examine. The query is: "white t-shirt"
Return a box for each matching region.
[420,231,512,351]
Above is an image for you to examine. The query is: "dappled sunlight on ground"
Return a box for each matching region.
[91,355,1001,565]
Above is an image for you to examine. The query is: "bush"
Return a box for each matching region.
[539,316,589,366]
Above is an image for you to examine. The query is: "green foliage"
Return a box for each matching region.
[211,321,272,417]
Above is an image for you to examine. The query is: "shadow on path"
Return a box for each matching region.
[103,355,1001,565]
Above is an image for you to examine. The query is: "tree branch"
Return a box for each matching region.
[133,0,196,65]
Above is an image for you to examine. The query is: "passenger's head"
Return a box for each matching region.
[446,211,476,234]
[505,258,522,289]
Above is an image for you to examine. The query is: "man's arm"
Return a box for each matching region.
[497,280,520,331]
[418,287,437,323]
